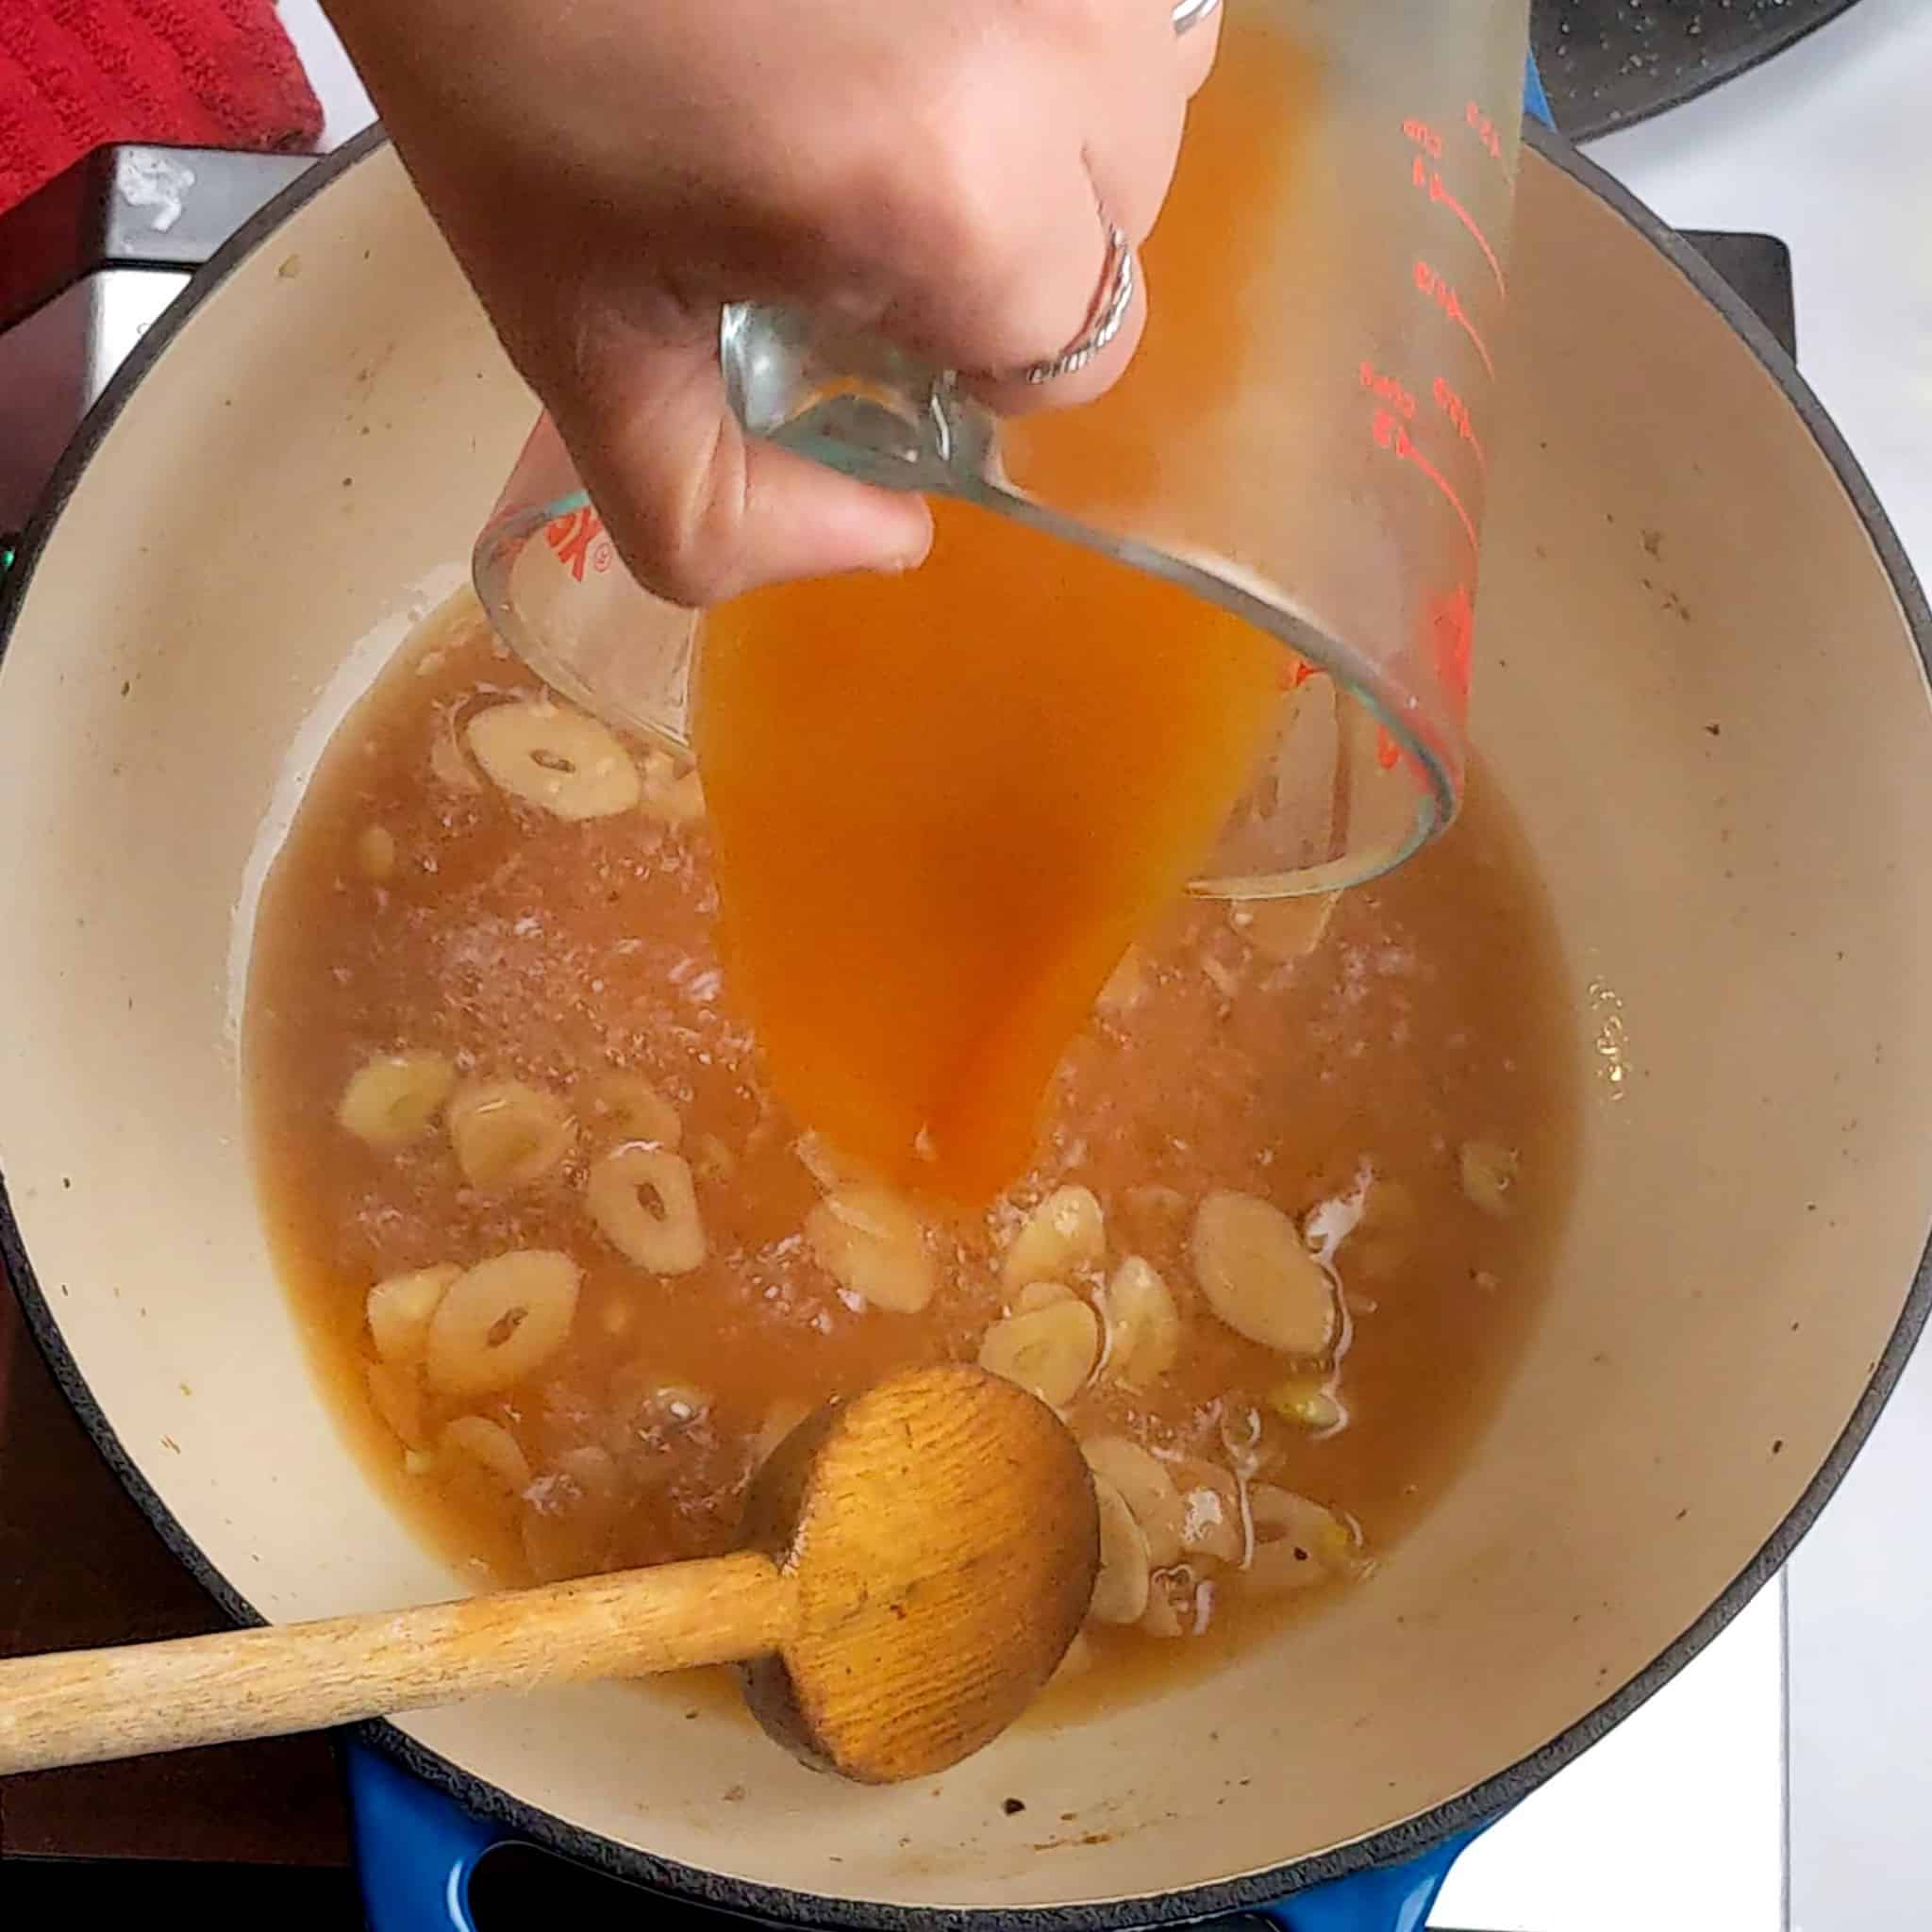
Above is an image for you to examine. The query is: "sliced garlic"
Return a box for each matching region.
[587,1072,681,1150]
[439,1414,533,1493]
[1015,1278,1076,1313]
[357,824,396,881]
[337,1050,456,1149]
[1246,1486,1364,1591]
[1001,1185,1105,1290]
[978,1299,1099,1408]
[366,1262,461,1365]
[466,698,641,820]
[1099,1256,1180,1388]
[793,1130,875,1192]
[805,1185,935,1313]
[1191,1191,1337,1357]
[1089,1474,1152,1625]
[640,748,707,825]
[1080,1435,1185,1567]
[364,1359,427,1451]
[587,1147,707,1274]
[447,1078,575,1191]
[1231,893,1338,965]
[424,1249,581,1397]
[1172,1457,1244,1563]
[1460,1141,1520,1219]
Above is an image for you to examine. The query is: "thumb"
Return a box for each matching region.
[555,323,933,608]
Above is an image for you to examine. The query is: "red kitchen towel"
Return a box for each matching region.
[0,0,323,215]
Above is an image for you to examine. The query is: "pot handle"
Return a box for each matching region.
[1523,44,1553,129]
[1240,1820,1490,1932]
[346,1740,498,1931]
[345,1736,1491,1932]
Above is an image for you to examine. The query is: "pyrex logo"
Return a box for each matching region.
[543,507,613,580]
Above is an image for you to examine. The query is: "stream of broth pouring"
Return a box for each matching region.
[695,502,1283,1202]
[693,18,1323,1202]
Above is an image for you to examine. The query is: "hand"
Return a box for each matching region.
[325,0,1218,605]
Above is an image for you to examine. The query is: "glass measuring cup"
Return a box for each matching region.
[475,0,1533,898]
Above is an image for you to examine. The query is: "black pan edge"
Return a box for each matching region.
[1535,0,1866,144]
[3,118,1930,1929]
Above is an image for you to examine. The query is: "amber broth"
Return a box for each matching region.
[695,496,1283,1204]
[247,591,1576,1713]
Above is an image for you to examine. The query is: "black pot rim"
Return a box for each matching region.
[1537,0,1865,143]
[4,119,1931,1929]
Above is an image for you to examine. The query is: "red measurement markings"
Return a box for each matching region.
[1358,358,1417,419]
[543,505,613,580]
[1373,407,1477,558]
[1466,99,1505,166]
[1432,375,1486,472]
[1412,259,1493,379]
[1411,155,1507,302]
[1403,117,1444,159]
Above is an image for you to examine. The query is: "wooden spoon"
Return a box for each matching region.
[0,1364,1098,1783]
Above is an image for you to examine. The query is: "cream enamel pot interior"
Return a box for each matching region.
[3,124,1932,1925]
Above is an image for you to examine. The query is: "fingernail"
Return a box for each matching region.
[890,525,936,575]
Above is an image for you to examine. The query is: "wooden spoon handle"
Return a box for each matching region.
[0,1549,791,1774]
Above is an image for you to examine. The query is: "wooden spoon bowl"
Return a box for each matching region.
[743,1361,1100,1779]
[0,1365,1099,1784]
